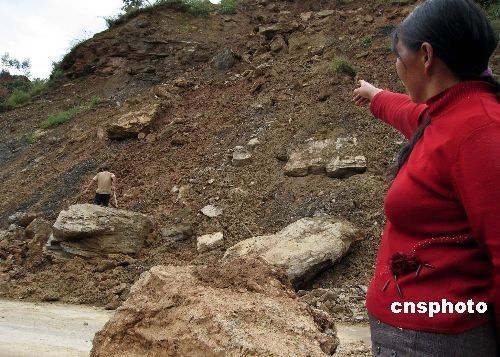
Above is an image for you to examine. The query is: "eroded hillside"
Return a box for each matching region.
[1,0,498,333]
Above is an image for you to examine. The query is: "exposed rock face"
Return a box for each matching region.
[223,217,361,288]
[197,232,224,253]
[107,103,163,140]
[91,259,339,356]
[49,204,153,258]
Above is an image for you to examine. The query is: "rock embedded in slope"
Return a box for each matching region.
[232,146,252,166]
[50,204,153,258]
[284,139,337,176]
[316,10,335,18]
[200,205,223,218]
[160,224,193,242]
[213,48,238,70]
[326,156,367,179]
[223,217,362,288]
[8,211,40,228]
[197,232,224,253]
[107,103,162,140]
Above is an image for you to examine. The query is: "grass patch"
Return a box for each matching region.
[218,0,238,14]
[359,36,373,48]
[40,96,100,129]
[0,78,49,112]
[330,57,357,78]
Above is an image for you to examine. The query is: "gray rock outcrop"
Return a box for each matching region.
[284,137,366,179]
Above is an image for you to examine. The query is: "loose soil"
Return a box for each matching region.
[0,2,497,354]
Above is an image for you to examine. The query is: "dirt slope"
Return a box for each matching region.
[1,0,497,313]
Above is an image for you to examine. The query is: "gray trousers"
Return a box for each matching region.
[369,316,498,356]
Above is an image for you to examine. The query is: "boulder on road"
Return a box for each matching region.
[91,259,339,356]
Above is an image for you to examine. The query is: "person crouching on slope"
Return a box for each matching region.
[83,163,117,207]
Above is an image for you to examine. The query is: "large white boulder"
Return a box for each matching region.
[223,217,361,288]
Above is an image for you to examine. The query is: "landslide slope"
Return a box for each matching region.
[2,0,496,307]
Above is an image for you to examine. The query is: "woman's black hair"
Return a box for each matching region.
[390,0,499,177]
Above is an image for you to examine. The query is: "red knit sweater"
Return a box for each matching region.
[366,81,500,337]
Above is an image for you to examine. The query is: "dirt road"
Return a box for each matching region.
[0,299,370,356]
[0,299,113,357]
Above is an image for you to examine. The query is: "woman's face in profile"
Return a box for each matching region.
[395,40,427,103]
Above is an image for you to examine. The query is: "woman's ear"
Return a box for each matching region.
[421,42,434,75]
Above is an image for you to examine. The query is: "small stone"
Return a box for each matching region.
[364,15,374,23]
[171,135,187,146]
[8,212,39,228]
[138,132,146,140]
[247,138,260,147]
[145,134,156,143]
[95,260,117,273]
[318,90,331,102]
[316,10,335,18]
[41,293,60,302]
[196,232,224,253]
[276,152,289,162]
[300,12,313,21]
[270,35,287,53]
[105,299,121,310]
[201,205,223,218]
[232,146,252,166]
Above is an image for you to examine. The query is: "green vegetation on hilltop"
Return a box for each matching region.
[106,0,238,28]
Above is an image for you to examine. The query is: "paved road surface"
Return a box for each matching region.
[0,299,113,357]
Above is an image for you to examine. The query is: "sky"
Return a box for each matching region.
[0,0,220,79]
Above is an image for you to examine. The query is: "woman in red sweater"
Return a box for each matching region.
[353,0,499,355]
